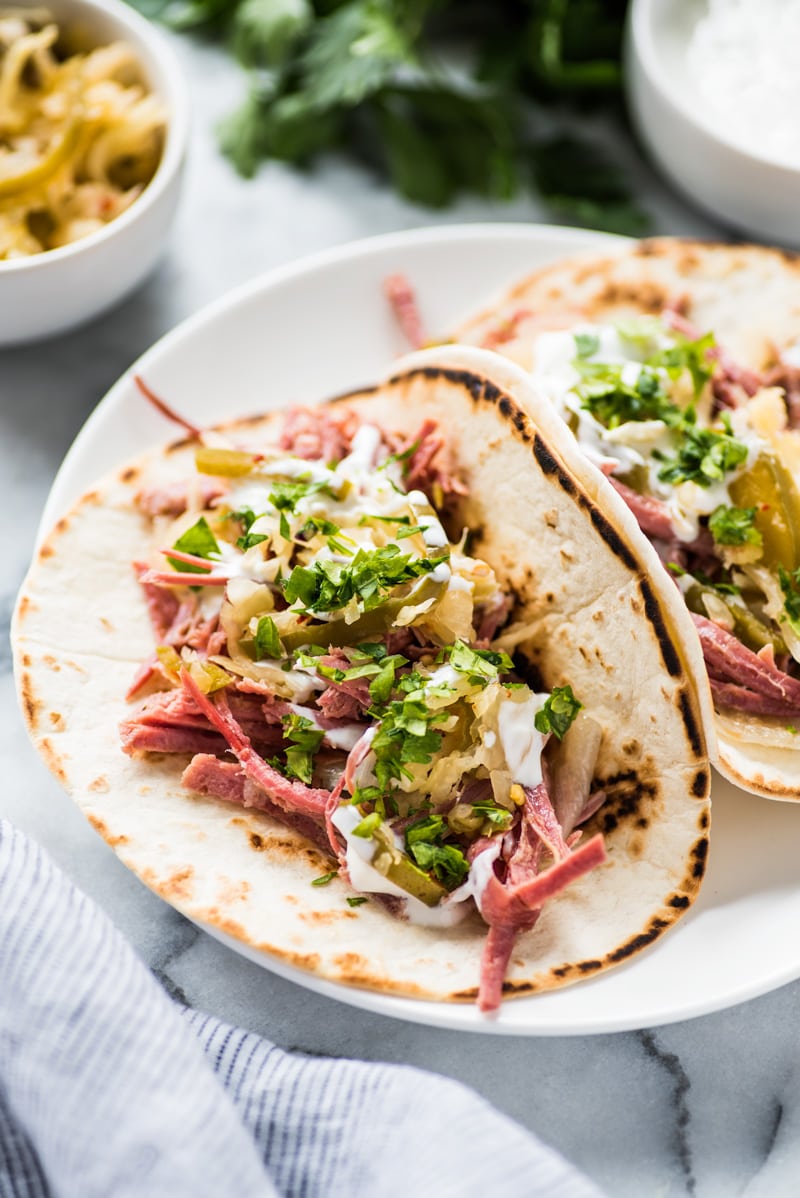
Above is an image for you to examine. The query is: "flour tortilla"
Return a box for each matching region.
[454,238,800,801]
[13,350,710,1003]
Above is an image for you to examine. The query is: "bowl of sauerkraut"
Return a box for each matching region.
[0,0,188,344]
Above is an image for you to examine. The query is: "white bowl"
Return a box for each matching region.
[625,0,800,247]
[0,0,189,346]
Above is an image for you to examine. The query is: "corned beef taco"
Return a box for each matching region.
[13,347,711,1010]
[454,239,800,801]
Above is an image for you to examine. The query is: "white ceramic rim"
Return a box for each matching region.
[629,0,800,177]
[0,0,189,275]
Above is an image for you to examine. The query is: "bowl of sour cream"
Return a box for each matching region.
[625,0,800,246]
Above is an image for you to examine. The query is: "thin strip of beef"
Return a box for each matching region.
[182,755,331,854]
[180,670,331,818]
[693,613,800,705]
[278,407,358,463]
[135,478,225,518]
[709,680,800,718]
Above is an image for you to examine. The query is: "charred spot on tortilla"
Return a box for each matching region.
[692,770,709,798]
[606,917,669,964]
[669,894,691,909]
[120,465,140,483]
[638,579,681,680]
[678,690,703,757]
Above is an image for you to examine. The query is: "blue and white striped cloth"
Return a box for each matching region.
[0,820,604,1197]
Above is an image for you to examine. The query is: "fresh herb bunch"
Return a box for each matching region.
[129,0,645,233]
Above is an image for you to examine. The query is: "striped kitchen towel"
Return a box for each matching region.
[0,819,604,1198]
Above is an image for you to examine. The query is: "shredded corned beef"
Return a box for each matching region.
[135,478,225,518]
[692,613,800,714]
[182,755,332,855]
[607,478,675,541]
[180,671,331,818]
[764,361,800,428]
[279,407,358,462]
[383,273,427,349]
[481,309,534,349]
[476,784,607,1011]
[317,649,373,719]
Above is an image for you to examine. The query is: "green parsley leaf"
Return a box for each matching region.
[649,331,716,396]
[281,713,324,784]
[237,530,269,551]
[779,566,800,634]
[279,511,292,540]
[395,523,429,540]
[253,615,283,660]
[449,641,514,686]
[404,815,446,846]
[282,545,447,614]
[574,361,674,429]
[407,840,469,890]
[708,505,763,548]
[352,811,382,838]
[168,517,220,572]
[534,685,583,740]
[269,478,334,514]
[369,658,398,703]
[311,869,338,887]
[655,411,748,488]
[574,332,599,359]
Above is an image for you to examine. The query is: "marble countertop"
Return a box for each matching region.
[2,29,798,1198]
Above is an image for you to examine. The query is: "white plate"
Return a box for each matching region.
[38,223,800,1035]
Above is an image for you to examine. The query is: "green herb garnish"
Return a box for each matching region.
[534,685,582,739]
[311,870,338,887]
[654,411,748,488]
[253,615,283,660]
[708,505,763,548]
[283,544,447,614]
[168,517,220,571]
[281,713,324,784]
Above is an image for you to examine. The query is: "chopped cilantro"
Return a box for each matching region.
[470,801,514,831]
[448,640,514,686]
[237,530,269,551]
[654,410,748,488]
[534,685,583,740]
[574,361,674,428]
[380,440,420,472]
[368,697,444,794]
[352,811,382,837]
[346,896,368,907]
[283,544,447,614]
[574,331,599,359]
[311,870,338,887]
[369,657,399,703]
[395,524,429,540]
[253,615,283,660]
[279,511,292,540]
[402,815,470,890]
[649,331,716,396]
[268,477,335,513]
[779,566,800,634]
[281,713,324,784]
[407,840,469,889]
[708,505,763,548]
[168,517,220,571]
